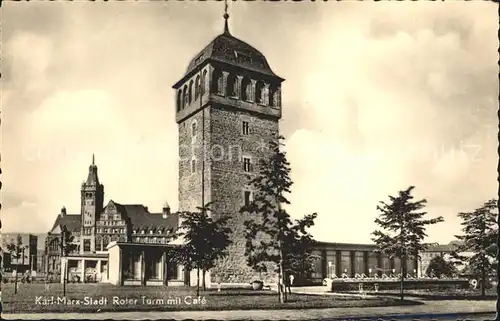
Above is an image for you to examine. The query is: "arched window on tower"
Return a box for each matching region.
[241,77,251,101]
[201,70,207,95]
[255,81,264,104]
[269,84,277,107]
[96,236,102,251]
[177,90,182,111]
[211,69,223,95]
[226,74,237,97]
[183,85,189,108]
[102,236,109,249]
[195,75,201,100]
[188,80,194,104]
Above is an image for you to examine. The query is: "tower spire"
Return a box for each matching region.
[223,0,230,34]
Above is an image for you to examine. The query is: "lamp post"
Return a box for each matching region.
[368,268,372,278]
[328,262,332,278]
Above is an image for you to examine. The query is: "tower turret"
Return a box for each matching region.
[80,154,104,253]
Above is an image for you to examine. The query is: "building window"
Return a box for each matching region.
[188,80,194,104]
[226,74,237,97]
[243,157,251,172]
[201,70,207,95]
[141,230,145,235]
[167,262,179,280]
[242,121,249,135]
[83,240,91,252]
[177,90,182,112]
[211,69,224,95]
[103,236,109,249]
[191,159,196,173]
[195,75,201,100]
[241,77,251,101]
[183,85,189,108]
[191,121,197,138]
[243,190,253,206]
[255,81,264,104]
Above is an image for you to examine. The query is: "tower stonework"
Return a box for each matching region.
[173,23,284,283]
[80,155,104,254]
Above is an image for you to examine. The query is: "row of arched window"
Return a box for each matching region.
[177,70,208,112]
[95,235,124,251]
[210,71,280,108]
[176,69,281,111]
[132,236,169,244]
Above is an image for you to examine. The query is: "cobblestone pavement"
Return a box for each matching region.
[2,300,495,320]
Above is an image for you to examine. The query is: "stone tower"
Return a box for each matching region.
[172,12,284,283]
[80,154,104,253]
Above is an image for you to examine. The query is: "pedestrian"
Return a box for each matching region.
[286,274,294,295]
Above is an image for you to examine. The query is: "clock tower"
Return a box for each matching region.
[80,154,104,253]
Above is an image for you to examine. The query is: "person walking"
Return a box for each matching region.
[286,274,294,295]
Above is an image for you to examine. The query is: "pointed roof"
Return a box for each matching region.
[174,6,284,89]
[180,33,282,82]
[85,154,100,186]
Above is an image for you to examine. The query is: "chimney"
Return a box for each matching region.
[162,201,170,218]
[60,206,67,217]
[144,206,148,212]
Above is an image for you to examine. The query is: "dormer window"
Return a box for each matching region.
[194,53,204,64]
[141,230,145,235]
[158,229,163,234]
[234,50,252,63]
[150,230,154,235]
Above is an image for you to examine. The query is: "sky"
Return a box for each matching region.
[1,1,498,244]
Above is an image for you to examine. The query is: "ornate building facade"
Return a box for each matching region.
[45,157,181,285]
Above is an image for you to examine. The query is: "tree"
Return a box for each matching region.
[242,136,318,303]
[60,226,78,297]
[6,235,27,295]
[425,255,457,278]
[170,203,232,296]
[371,186,444,301]
[452,199,498,297]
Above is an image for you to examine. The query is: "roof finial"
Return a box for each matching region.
[223,0,230,34]
[92,153,95,165]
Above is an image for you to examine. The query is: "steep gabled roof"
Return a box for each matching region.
[113,202,179,231]
[49,214,81,234]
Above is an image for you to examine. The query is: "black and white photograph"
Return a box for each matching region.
[0,1,498,320]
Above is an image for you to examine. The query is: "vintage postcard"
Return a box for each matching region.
[0,1,498,320]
